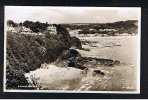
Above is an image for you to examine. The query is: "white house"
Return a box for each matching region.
[7,26,17,33]
[47,25,57,35]
[16,26,32,33]
[21,26,32,33]
[7,26,33,34]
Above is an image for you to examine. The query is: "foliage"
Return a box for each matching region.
[62,20,138,35]
[23,20,49,33]
[7,20,18,27]
[6,26,71,89]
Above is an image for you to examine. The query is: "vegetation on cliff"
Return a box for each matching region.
[6,24,73,89]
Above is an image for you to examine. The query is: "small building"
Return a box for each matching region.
[47,25,57,35]
[21,26,32,33]
[7,25,33,34]
[7,26,17,33]
[15,26,33,34]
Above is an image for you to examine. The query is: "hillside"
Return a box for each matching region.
[62,20,138,36]
[6,25,73,89]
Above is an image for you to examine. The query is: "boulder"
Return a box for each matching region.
[70,36,82,49]
[93,69,105,76]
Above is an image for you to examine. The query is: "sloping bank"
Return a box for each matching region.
[6,25,77,89]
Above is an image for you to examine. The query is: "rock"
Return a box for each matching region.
[25,64,83,90]
[70,36,82,49]
[76,66,88,70]
[93,69,105,76]
[114,60,120,65]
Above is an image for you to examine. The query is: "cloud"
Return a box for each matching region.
[5,6,140,23]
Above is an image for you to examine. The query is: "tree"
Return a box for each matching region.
[23,20,49,33]
[7,20,17,27]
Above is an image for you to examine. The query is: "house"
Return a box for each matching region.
[47,25,57,35]
[7,26,17,33]
[7,25,33,34]
[15,26,32,33]
[21,26,33,33]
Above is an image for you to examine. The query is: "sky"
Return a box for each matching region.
[5,6,141,24]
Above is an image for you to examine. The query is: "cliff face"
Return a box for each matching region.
[6,26,72,89]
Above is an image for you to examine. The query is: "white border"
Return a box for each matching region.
[3,6,7,92]
[3,6,141,94]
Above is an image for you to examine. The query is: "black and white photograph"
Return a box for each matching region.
[4,6,141,93]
